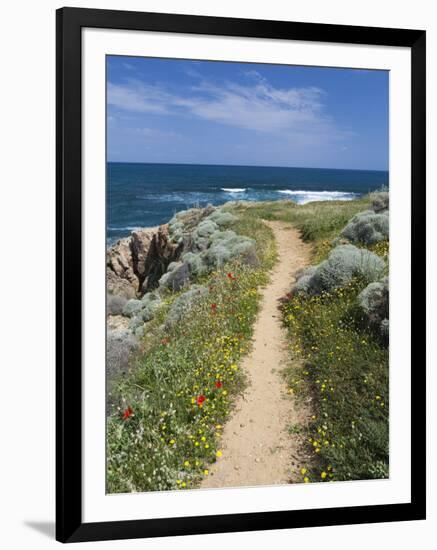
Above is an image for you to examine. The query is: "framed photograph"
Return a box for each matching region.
[56,7,426,543]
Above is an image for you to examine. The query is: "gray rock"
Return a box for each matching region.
[131,228,155,280]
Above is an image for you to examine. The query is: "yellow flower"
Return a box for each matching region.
[300,468,307,475]
[169,439,175,445]
[181,482,186,488]
[216,450,223,458]
[204,469,209,476]
[304,477,310,483]
[321,471,327,479]
[184,461,190,467]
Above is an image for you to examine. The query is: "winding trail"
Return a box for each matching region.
[202,221,313,489]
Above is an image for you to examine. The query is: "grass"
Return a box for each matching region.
[230,197,371,262]
[107,211,276,493]
[282,280,389,482]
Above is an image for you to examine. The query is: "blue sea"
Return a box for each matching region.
[107,163,388,245]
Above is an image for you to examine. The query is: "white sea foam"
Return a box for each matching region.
[277,190,357,204]
[107,226,141,231]
[221,188,247,193]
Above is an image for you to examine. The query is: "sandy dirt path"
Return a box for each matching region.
[202,221,312,489]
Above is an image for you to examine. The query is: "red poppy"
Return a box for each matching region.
[227,272,236,280]
[196,395,206,407]
[215,380,223,389]
[211,303,217,312]
[122,406,133,420]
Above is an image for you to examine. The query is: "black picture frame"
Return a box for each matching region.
[56,7,426,543]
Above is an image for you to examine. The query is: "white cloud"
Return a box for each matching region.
[133,127,182,140]
[107,76,347,142]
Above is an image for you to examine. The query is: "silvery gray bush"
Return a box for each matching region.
[380,319,389,341]
[192,220,219,251]
[207,210,237,227]
[371,192,389,213]
[107,294,128,316]
[122,292,162,336]
[293,266,318,294]
[182,251,208,277]
[358,277,389,341]
[204,231,257,268]
[165,285,209,329]
[106,328,138,378]
[122,299,143,317]
[158,261,191,291]
[168,206,217,244]
[340,210,389,245]
[129,314,145,331]
[140,291,162,321]
[294,244,385,295]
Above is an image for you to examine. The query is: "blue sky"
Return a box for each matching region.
[107,56,388,170]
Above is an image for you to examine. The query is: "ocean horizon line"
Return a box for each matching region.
[107,160,388,173]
